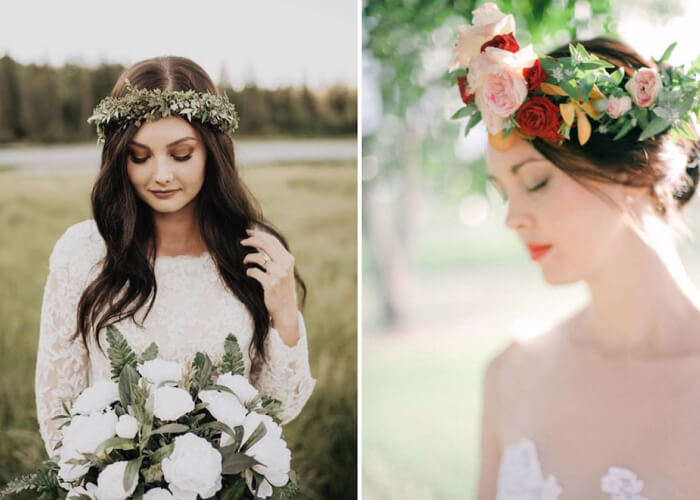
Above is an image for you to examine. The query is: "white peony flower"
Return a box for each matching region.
[624,67,662,108]
[71,379,119,415]
[217,373,258,404]
[137,358,184,388]
[153,386,194,421]
[198,389,247,428]
[161,433,223,499]
[66,482,97,499]
[95,461,138,500]
[242,413,291,488]
[115,414,139,439]
[606,95,632,118]
[143,488,175,499]
[449,2,516,71]
[58,410,118,482]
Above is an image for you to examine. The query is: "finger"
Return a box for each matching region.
[243,251,271,269]
[243,229,289,263]
[245,266,270,285]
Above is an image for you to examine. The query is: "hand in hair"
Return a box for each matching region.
[241,228,300,347]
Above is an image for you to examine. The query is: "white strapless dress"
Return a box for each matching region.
[497,438,650,500]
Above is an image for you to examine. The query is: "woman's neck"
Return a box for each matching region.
[581,216,700,358]
[152,203,206,257]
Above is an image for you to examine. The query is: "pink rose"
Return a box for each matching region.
[475,90,505,134]
[449,2,515,71]
[467,45,534,121]
[605,95,632,118]
[624,68,662,108]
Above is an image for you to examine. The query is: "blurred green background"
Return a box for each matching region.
[362,0,700,498]
[0,159,357,499]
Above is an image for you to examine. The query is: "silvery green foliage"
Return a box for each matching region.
[87,79,240,144]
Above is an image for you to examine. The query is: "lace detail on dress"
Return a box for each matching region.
[497,439,651,500]
[35,219,315,458]
[601,467,650,500]
[497,438,562,500]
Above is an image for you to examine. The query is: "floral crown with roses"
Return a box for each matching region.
[87,79,240,144]
[448,3,700,152]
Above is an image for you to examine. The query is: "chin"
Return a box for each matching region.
[539,266,582,286]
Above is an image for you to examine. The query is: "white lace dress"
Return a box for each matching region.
[35,219,316,458]
[498,439,650,500]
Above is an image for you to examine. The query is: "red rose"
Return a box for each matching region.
[524,59,547,92]
[515,96,564,143]
[456,75,474,105]
[480,32,520,53]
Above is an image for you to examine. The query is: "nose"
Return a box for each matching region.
[153,156,174,185]
[504,196,533,230]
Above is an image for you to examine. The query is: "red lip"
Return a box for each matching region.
[150,189,179,198]
[526,243,552,261]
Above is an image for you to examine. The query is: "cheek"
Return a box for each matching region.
[126,164,150,187]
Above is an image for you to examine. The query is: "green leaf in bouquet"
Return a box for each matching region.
[202,383,236,395]
[189,352,215,397]
[148,442,175,465]
[222,334,246,375]
[141,462,163,483]
[269,469,299,500]
[132,484,145,500]
[139,342,159,362]
[221,452,260,475]
[119,364,140,408]
[240,422,267,454]
[219,478,247,500]
[95,436,137,456]
[147,423,189,437]
[0,467,61,498]
[124,456,143,494]
[260,396,282,416]
[106,325,138,380]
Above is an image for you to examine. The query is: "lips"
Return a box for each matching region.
[526,243,552,261]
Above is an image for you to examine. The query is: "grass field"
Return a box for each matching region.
[0,160,357,499]
[362,191,700,499]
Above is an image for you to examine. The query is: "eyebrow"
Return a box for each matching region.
[487,157,548,181]
[128,137,197,149]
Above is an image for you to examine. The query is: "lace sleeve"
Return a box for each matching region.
[35,225,91,458]
[253,310,316,424]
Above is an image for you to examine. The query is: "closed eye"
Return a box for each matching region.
[128,153,193,163]
[527,178,549,192]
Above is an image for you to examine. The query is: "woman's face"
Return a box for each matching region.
[486,134,632,285]
[126,116,207,215]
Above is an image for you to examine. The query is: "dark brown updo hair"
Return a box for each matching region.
[531,37,700,217]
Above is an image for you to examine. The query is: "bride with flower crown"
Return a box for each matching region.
[34,56,316,470]
[448,4,700,499]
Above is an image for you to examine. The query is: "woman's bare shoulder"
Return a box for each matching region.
[485,309,587,390]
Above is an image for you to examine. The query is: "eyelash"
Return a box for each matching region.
[527,178,549,192]
[129,153,192,164]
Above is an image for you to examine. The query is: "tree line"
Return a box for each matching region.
[0,56,357,143]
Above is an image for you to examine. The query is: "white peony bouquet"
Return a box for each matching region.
[1,327,298,500]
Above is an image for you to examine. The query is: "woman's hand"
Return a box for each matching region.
[241,228,300,346]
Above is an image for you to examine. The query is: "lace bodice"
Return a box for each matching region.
[35,219,316,458]
[497,438,650,500]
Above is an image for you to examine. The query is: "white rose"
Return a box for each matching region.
[449,2,516,71]
[137,359,184,388]
[115,414,139,439]
[95,461,137,500]
[198,389,247,428]
[217,373,258,404]
[58,410,118,482]
[143,488,175,500]
[66,482,97,499]
[161,433,223,499]
[242,413,291,488]
[606,95,632,118]
[72,380,119,415]
[153,386,194,421]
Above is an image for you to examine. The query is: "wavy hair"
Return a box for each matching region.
[72,56,306,364]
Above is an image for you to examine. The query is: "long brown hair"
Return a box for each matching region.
[73,56,306,364]
[531,37,699,217]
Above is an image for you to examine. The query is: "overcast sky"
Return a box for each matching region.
[0,0,358,89]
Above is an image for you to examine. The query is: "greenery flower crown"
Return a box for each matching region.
[448,3,700,151]
[87,79,240,144]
